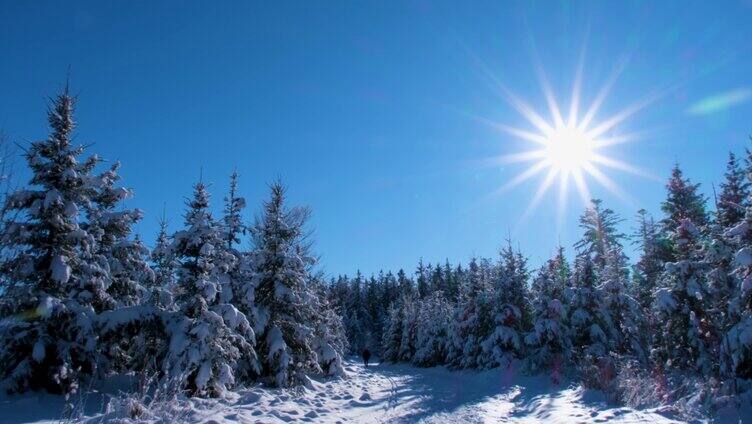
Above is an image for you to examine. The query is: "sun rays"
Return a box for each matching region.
[478,53,657,226]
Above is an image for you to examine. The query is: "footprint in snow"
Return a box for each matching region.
[359,393,371,401]
[348,400,368,407]
[305,411,318,418]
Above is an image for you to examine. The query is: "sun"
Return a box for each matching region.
[544,125,595,173]
[471,51,657,225]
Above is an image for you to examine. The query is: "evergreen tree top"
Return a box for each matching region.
[575,199,625,272]
[48,86,75,147]
[718,152,749,228]
[661,164,708,231]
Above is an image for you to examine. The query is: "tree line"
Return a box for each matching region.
[330,149,752,400]
[0,89,348,397]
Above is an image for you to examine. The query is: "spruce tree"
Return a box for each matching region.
[661,164,708,235]
[250,181,321,387]
[524,248,572,379]
[381,296,406,362]
[653,218,715,375]
[223,169,245,250]
[344,272,366,353]
[443,260,459,300]
[308,274,347,376]
[87,161,152,309]
[445,257,493,368]
[567,254,610,364]
[721,201,752,378]
[396,268,414,296]
[416,259,430,299]
[718,152,748,228]
[574,199,625,271]
[412,291,452,366]
[632,209,665,311]
[150,213,177,308]
[652,166,714,374]
[164,180,258,396]
[0,89,106,393]
[575,200,643,360]
[480,242,529,368]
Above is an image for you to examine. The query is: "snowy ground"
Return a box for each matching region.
[0,360,741,423]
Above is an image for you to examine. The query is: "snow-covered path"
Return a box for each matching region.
[0,361,707,423]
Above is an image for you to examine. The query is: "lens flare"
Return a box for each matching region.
[475,55,656,225]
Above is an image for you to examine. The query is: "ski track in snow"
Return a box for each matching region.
[0,361,724,423]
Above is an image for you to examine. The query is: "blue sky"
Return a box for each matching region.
[1,1,751,276]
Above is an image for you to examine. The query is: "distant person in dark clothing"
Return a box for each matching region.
[362,349,372,367]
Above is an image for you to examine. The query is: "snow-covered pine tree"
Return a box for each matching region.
[575,200,644,360]
[524,248,571,377]
[705,153,750,371]
[250,181,321,387]
[87,161,152,309]
[661,164,709,247]
[632,209,665,312]
[149,212,177,308]
[381,295,406,362]
[381,271,416,362]
[567,254,610,365]
[718,152,749,229]
[308,274,347,376]
[416,259,430,299]
[0,88,106,394]
[702,225,734,378]
[443,260,459,301]
[164,180,258,396]
[574,199,624,272]
[396,268,414,297]
[653,218,715,375]
[223,169,245,250]
[363,274,383,353]
[652,166,714,375]
[600,245,646,361]
[412,291,452,366]
[219,171,259,334]
[479,242,529,368]
[343,272,366,354]
[721,200,752,378]
[445,257,493,369]
[381,271,399,310]
[398,294,419,362]
[430,264,446,294]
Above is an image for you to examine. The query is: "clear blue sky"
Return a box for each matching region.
[1,1,751,276]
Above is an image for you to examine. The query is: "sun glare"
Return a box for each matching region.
[544,126,595,172]
[474,50,657,226]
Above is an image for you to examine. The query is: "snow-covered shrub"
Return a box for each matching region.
[613,360,664,408]
[99,372,189,424]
